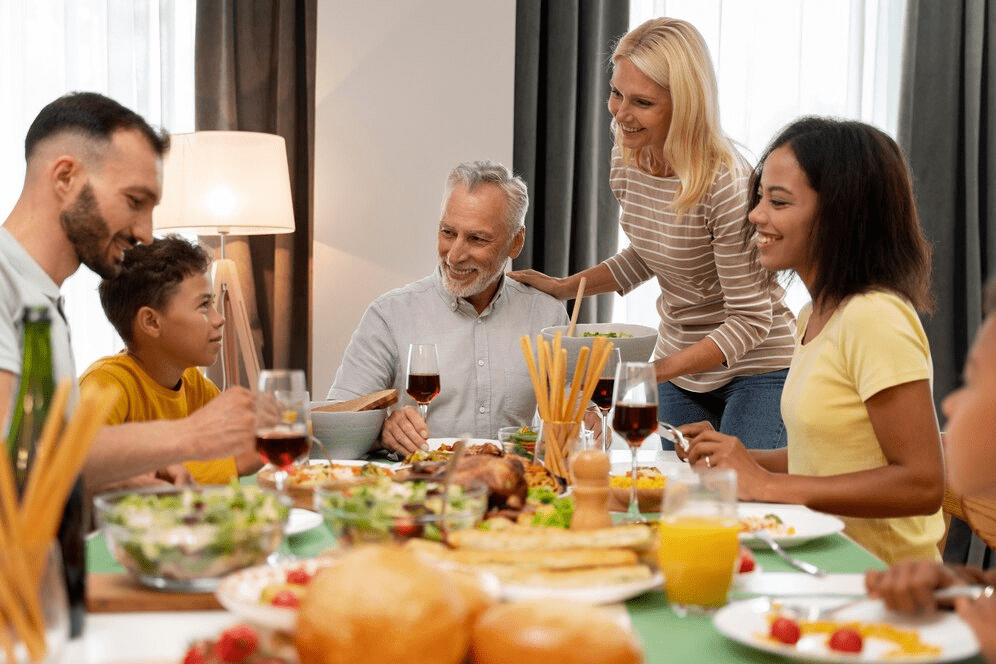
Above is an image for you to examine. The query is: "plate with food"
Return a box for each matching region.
[404,438,503,463]
[406,522,660,605]
[713,596,979,663]
[738,503,845,549]
[258,459,397,509]
[215,557,343,631]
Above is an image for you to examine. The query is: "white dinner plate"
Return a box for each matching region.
[713,596,979,663]
[501,571,663,605]
[738,503,845,549]
[215,558,342,631]
[285,508,322,536]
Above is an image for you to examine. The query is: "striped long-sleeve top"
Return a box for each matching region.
[603,146,796,392]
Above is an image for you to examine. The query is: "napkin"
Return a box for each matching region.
[733,572,867,597]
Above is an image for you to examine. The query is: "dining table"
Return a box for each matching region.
[67,446,985,664]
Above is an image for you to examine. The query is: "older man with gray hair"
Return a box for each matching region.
[327,160,568,454]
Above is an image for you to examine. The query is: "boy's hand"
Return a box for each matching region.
[154,464,194,485]
[187,386,256,459]
[381,406,429,455]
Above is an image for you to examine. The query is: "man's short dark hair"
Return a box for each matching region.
[25,91,170,161]
[99,235,211,345]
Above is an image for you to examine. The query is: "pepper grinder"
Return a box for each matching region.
[569,448,613,530]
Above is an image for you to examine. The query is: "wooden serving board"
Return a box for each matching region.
[87,572,223,612]
[312,389,397,413]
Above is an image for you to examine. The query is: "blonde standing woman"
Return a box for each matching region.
[510,18,796,449]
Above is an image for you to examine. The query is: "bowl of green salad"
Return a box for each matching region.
[93,483,291,592]
[315,476,488,547]
[541,323,658,375]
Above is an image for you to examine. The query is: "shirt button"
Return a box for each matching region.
[479,406,486,413]
[477,359,484,366]
[476,319,483,324]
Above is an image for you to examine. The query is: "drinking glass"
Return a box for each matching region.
[611,361,658,522]
[406,343,440,421]
[657,466,739,616]
[590,348,622,453]
[256,369,309,562]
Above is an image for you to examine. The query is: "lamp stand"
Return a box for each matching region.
[212,253,261,390]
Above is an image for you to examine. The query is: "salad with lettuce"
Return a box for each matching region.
[317,477,487,544]
[97,482,290,588]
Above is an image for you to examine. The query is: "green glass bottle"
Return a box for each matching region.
[5,306,55,493]
[4,305,86,637]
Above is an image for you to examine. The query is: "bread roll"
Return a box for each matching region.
[470,601,644,664]
[294,545,470,664]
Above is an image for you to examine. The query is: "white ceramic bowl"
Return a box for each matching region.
[540,323,658,370]
[310,404,386,460]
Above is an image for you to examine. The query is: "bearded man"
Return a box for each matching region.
[327,161,568,455]
[0,92,258,492]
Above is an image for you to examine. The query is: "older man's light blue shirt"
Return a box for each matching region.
[327,268,568,440]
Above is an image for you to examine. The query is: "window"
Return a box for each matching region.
[0,0,197,376]
[614,0,907,326]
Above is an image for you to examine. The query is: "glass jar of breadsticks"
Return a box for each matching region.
[1,381,115,663]
[519,333,615,485]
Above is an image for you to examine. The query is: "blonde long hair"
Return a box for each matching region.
[612,18,737,219]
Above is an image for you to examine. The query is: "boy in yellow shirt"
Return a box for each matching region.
[81,235,260,484]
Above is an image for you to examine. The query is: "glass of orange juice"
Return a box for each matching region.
[657,466,739,616]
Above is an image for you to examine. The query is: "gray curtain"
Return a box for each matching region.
[899,0,996,405]
[899,0,996,564]
[513,0,629,323]
[194,0,316,383]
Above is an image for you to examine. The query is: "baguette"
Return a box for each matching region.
[493,564,653,588]
[447,523,653,552]
[413,544,639,571]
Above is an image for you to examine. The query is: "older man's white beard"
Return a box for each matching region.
[440,260,504,299]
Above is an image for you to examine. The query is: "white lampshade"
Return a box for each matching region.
[153,131,296,236]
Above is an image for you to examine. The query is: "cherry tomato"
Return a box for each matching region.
[769,616,801,645]
[393,519,421,538]
[737,548,756,574]
[213,625,259,662]
[828,627,863,653]
[285,567,312,585]
[269,589,301,609]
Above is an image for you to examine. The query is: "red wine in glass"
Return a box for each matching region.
[613,403,658,446]
[256,430,310,470]
[591,377,615,411]
[406,373,441,404]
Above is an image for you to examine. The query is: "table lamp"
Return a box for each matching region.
[152,131,296,389]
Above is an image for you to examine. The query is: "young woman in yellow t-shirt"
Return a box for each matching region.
[679,117,945,564]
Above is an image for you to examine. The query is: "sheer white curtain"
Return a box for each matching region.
[0,0,196,376]
[615,0,908,326]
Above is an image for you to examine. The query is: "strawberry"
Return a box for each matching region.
[270,589,301,608]
[737,547,756,574]
[769,616,801,645]
[213,625,259,663]
[285,567,312,585]
[182,643,208,664]
[828,627,863,653]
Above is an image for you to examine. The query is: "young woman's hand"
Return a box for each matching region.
[864,561,962,614]
[684,426,772,501]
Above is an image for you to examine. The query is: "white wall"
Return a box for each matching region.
[312,0,516,397]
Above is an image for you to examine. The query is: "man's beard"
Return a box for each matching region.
[60,183,120,279]
[440,256,505,299]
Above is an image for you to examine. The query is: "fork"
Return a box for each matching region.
[754,529,827,577]
[772,585,996,622]
[658,422,689,453]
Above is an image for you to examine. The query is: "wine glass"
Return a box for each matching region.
[590,348,622,453]
[256,369,310,562]
[406,343,440,422]
[611,361,659,522]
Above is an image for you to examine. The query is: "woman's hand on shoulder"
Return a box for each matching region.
[507,269,568,299]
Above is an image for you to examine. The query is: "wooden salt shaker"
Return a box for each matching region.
[569,449,613,530]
